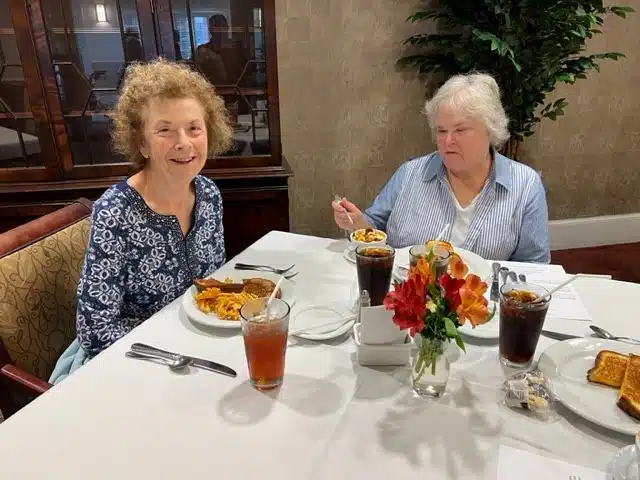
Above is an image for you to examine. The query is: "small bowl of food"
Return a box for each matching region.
[350,227,387,249]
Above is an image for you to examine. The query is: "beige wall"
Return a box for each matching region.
[276,0,640,237]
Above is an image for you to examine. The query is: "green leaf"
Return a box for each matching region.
[611,6,635,18]
[454,335,466,353]
[397,0,633,154]
[444,317,458,338]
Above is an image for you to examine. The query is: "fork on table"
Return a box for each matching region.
[234,263,295,275]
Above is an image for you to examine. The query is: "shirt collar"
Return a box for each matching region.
[423,149,512,191]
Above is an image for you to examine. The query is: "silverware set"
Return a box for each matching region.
[125,343,237,377]
[490,262,527,302]
[233,262,299,279]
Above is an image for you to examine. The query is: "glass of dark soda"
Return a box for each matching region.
[499,282,551,368]
[355,245,395,306]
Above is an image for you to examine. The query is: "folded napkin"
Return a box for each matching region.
[497,445,606,480]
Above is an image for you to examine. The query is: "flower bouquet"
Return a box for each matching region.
[383,249,495,397]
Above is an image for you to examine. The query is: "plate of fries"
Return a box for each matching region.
[181,271,295,328]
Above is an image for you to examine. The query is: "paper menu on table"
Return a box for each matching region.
[497,261,592,322]
[497,445,606,480]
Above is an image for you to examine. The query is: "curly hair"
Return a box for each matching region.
[111,58,233,169]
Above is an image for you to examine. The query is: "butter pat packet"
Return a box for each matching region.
[502,369,556,420]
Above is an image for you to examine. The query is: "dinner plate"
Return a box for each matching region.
[182,271,296,329]
[392,246,491,283]
[458,300,500,339]
[537,338,640,436]
[289,303,356,340]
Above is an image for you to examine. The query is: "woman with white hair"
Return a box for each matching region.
[332,72,550,263]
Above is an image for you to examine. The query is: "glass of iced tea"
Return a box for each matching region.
[355,245,395,307]
[409,244,451,278]
[240,297,290,390]
[499,282,551,368]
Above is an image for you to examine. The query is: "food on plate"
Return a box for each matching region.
[617,354,640,420]
[587,350,629,388]
[193,277,244,293]
[425,239,454,255]
[192,277,282,321]
[242,278,282,299]
[585,349,640,421]
[352,227,386,243]
[194,287,257,321]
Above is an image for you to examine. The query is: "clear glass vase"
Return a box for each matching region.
[412,336,450,398]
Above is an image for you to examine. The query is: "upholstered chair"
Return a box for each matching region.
[0,199,92,419]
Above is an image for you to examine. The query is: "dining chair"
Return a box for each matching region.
[0,198,93,419]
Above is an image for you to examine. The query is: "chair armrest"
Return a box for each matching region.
[1,364,51,395]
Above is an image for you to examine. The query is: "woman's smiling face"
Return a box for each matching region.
[139,97,209,180]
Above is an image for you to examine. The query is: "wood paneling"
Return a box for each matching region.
[551,243,640,284]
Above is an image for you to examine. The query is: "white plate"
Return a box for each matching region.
[289,303,356,340]
[343,246,356,264]
[392,246,491,283]
[538,338,640,436]
[181,271,296,329]
[458,300,500,339]
[610,445,639,480]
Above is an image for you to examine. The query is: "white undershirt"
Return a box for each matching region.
[449,194,478,247]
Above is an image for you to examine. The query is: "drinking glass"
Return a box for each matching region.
[409,244,451,278]
[240,297,290,390]
[499,282,551,368]
[355,245,395,306]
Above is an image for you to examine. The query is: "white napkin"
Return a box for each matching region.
[497,445,606,479]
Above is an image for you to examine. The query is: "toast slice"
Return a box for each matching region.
[587,350,629,388]
[617,354,640,421]
[242,278,281,299]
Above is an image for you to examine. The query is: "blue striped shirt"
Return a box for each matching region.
[363,151,550,263]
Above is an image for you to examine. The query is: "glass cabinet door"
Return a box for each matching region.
[40,0,155,170]
[157,0,281,165]
[0,0,57,179]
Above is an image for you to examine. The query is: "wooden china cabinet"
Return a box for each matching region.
[0,0,291,258]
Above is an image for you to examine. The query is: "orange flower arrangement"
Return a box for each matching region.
[384,250,495,376]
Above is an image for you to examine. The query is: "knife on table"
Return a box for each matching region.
[131,343,237,378]
[490,262,501,301]
[540,330,582,341]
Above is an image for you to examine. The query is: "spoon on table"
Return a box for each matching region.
[125,350,191,371]
[589,325,640,345]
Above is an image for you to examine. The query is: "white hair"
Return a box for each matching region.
[424,73,510,148]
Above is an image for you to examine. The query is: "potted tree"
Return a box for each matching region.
[399,1,634,160]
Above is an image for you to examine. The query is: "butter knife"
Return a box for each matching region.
[490,262,500,301]
[131,343,237,378]
[540,330,581,341]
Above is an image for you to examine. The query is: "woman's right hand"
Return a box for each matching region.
[331,197,369,231]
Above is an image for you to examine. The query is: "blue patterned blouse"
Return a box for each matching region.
[76,175,226,357]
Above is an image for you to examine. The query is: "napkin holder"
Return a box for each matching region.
[359,305,407,345]
[353,323,412,366]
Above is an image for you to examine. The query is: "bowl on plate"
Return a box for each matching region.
[350,227,387,250]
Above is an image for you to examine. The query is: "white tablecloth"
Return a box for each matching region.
[0,231,638,479]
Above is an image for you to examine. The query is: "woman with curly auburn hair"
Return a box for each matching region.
[49,58,233,383]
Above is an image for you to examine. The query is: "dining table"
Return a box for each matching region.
[0,230,638,479]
